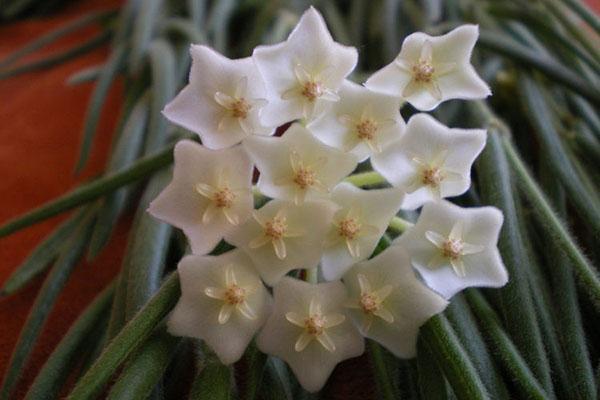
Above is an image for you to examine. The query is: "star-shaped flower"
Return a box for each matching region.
[371,113,486,210]
[243,123,358,204]
[321,183,404,280]
[225,199,335,285]
[148,140,253,255]
[162,45,273,149]
[308,80,405,161]
[167,250,271,364]
[253,7,358,125]
[365,25,490,111]
[395,200,508,299]
[343,245,448,357]
[257,277,364,392]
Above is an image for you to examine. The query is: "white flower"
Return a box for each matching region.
[308,80,405,161]
[148,140,253,255]
[365,25,491,111]
[257,277,364,392]
[167,250,271,364]
[253,7,358,125]
[321,183,404,281]
[371,113,486,210]
[225,199,335,285]
[243,123,358,205]
[395,200,508,299]
[343,245,447,358]
[162,45,273,149]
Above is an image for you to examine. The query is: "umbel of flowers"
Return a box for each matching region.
[148,7,508,392]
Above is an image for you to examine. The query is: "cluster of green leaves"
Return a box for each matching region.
[0,0,598,399]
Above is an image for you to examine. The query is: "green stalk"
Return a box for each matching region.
[0,210,96,400]
[465,290,549,400]
[502,135,600,309]
[24,281,115,400]
[344,171,385,187]
[368,341,398,400]
[129,0,163,73]
[416,338,451,400]
[420,315,488,400]
[243,343,267,400]
[0,144,175,238]
[189,360,233,400]
[67,272,181,400]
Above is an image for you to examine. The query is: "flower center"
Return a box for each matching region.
[301,80,323,102]
[265,216,287,239]
[359,293,380,314]
[356,118,378,141]
[213,187,236,208]
[338,217,361,240]
[304,314,326,336]
[224,284,246,305]
[230,98,251,119]
[422,167,444,187]
[413,60,435,82]
[293,166,317,189]
[442,238,463,260]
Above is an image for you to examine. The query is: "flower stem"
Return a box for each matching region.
[368,341,398,400]
[388,216,413,234]
[344,171,386,187]
[305,267,318,284]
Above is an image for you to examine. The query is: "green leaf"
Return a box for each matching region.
[107,330,180,400]
[66,272,180,400]
[369,340,398,400]
[129,0,163,73]
[416,337,451,400]
[0,144,174,238]
[0,209,96,400]
[189,360,232,400]
[24,280,115,400]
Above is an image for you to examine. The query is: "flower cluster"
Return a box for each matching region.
[149,7,508,392]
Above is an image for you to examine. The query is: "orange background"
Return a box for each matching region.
[0,0,599,398]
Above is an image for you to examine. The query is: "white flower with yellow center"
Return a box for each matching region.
[372,113,486,210]
[343,245,448,358]
[253,7,358,125]
[148,140,253,255]
[167,250,271,364]
[243,123,358,205]
[225,199,335,285]
[162,45,273,149]
[365,25,490,111]
[308,80,405,161]
[322,183,404,280]
[257,277,364,392]
[395,200,508,299]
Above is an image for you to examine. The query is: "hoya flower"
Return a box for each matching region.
[167,250,271,364]
[243,123,357,204]
[148,140,253,255]
[365,25,490,111]
[395,200,508,299]
[162,45,273,149]
[225,199,335,285]
[257,277,364,392]
[253,7,358,125]
[371,113,486,210]
[321,183,404,281]
[308,80,405,161]
[343,245,447,357]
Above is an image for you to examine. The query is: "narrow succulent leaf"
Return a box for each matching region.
[75,44,127,173]
[501,135,600,309]
[420,315,489,400]
[369,341,399,400]
[322,2,352,45]
[124,170,173,321]
[0,31,111,80]
[519,76,600,233]
[1,208,86,295]
[569,95,600,137]
[129,0,163,73]
[187,0,207,28]
[465,290,549,400]
[206,0,236,53]
[145,39,177,154]
[88,94,150,258]
[110,0,142,48]
[243,343,267,400]
[445,296,510,400]
[24,280,115,400]
[416,338,450,400]
[162,17,205,43]
[0,144,174,238]
[0,210,95,400]
[189,361,232,400]
[0,9,117,69]
[107,330,180,400]
[476,127,554,395]
[262,357,294,400]
[477,30,600,106]
[66,272,180,400]
[105,269,128,342]
[559,0,600,34]
[67,64,104,85]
